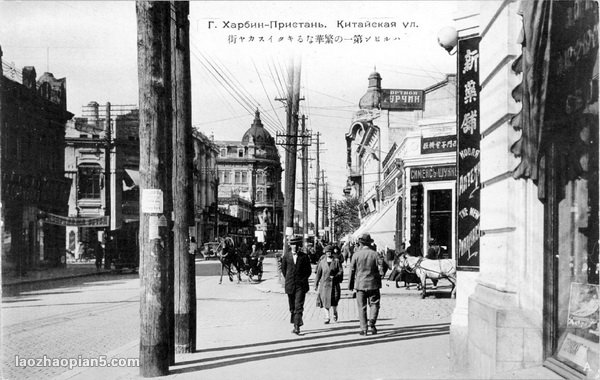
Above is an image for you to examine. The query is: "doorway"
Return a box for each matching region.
[428,189,452,258]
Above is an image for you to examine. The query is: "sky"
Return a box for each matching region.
[1,1,457,223]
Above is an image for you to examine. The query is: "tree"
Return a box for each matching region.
[331,196,361,238]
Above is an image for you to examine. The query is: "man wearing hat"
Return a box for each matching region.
[348,232,382,336]
[281,236,312,335]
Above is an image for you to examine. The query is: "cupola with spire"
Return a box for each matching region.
[242,109,274,146]
[359,67,382,110]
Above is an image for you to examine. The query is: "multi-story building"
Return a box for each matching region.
[346,70,457,258]
[446,1,599,379]
[191,129,219,244]
[214,110,284,248]
[64,101,139,269]
[1,58,73,274]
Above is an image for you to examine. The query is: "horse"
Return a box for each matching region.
[398,254,456,298]
[217,237,243,284]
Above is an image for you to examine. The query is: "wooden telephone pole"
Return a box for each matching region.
[314,132,320,240]
[301,115,308,249]
[282,56,301,255]
[136,1,172,376]
[170,1,195,354]
[321,170,327,242]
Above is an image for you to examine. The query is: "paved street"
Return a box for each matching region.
[2,256,456,380]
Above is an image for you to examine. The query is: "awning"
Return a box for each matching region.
[123,169,139,190]
[352,212,377,240]
[369,199,399,251]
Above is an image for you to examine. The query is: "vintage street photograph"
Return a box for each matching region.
[1,1,598,379]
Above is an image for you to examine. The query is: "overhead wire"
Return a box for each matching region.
[205,50,284,133]
[190,44,282,135]
[252,58,285,131]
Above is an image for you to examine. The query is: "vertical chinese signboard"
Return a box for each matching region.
[457,36,481,271]
[410,184,423,245]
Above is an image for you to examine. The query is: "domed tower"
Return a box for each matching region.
[243,110,273,143]
[214,109,283,248]
[359,68,382,110]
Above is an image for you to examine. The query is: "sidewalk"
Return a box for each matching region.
[56,257,459,380]
[2,262,110,287]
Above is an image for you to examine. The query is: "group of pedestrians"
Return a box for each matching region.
[281,232,382,336]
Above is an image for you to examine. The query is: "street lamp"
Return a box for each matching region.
[437,26,458,55]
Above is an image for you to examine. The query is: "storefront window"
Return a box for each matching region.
[428,189,452,257]
[553,175,599,377]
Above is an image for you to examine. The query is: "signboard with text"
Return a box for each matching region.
[457,36,481,271]
[421,135,457,154]
[381,89,425,110]
[410,165,456,182]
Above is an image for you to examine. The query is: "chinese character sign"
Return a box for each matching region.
[457,36,481,271]
[421,135,457,154]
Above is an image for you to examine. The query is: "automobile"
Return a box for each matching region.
[199,242,221,260]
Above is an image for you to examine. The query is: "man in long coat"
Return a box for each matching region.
[281,236,312,335]
[348,233,382,336]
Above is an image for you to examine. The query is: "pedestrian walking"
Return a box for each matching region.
[281,236,312,335]
[314,245,344,324]
[94,241,104,270]
[348,233,382,336]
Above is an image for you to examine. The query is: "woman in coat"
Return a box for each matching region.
[314,245,344,323]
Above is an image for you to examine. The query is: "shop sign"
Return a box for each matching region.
[381,89,425,110]
[2,171,71,208]
[409,184,423,244]
[410,165,456,182]
[44,213,109,227]
[421,135,457,154]
[457,35,481,271]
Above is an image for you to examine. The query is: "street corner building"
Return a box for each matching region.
[447,1,599,379]
[341,1,599,379]
[1,54,73,274]
[213,110,284,249]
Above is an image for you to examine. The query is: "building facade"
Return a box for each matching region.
[346,71,457,258]
[214,110,284,248]
[449,1,599,379]
[192,129,219,244]
[1,60,73,273]
[64,102,140,269]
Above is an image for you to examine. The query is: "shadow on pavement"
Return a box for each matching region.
[172,322,450,374]
[2,273,138,297]
[1,299,139,309]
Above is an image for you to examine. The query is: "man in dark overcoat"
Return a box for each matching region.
[281,236,312,335]
[348,233,382,336]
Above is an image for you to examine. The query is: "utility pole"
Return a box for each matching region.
[137,1,172,376]
[0,46,4,281]
[329,192,335,242]
[104,103,112,270]
[171,1,195,355]
[301,115,308,249]
[282,56,301,256]
[314,132,320,240]
[321,170,327,242]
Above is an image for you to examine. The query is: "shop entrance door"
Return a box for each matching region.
[428,189,452,258]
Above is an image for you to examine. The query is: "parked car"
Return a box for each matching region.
[200,242,221,260]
